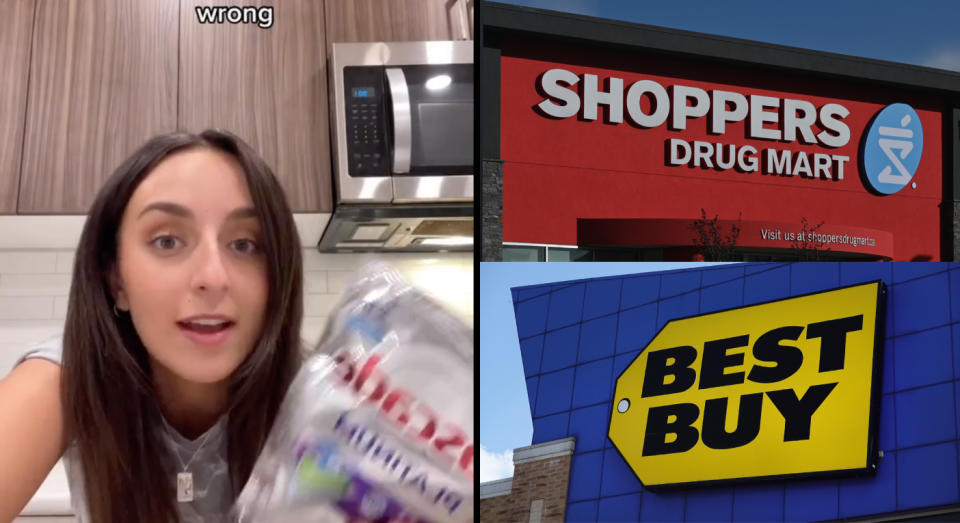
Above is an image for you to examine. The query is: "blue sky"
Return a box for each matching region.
[488,0,960,72]
[479,262,729,481]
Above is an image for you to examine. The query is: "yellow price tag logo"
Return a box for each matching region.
[608,281,884,488]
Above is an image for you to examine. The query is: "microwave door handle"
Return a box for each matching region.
[385,68,412,174]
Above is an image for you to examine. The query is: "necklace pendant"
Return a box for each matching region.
[177,472,194,502]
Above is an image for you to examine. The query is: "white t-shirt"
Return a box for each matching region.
[17,337,234,522]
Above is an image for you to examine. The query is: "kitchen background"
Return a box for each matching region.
[0,0,473,520]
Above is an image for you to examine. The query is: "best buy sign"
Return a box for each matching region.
[608,281,884,488]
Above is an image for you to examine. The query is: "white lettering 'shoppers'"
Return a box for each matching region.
[233,263,474,522]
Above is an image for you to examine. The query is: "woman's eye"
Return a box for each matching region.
[231,238,259,255]
[150,235,182,251]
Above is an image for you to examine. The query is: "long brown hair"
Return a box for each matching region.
[61,130,303,522]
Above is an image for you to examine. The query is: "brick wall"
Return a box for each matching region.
[480,438,575,522]
[479,481,514,522]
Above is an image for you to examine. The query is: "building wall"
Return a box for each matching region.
[479,482,514,522]
[480,438,574,522]
[511,262,960,521]
[498,36,946,261]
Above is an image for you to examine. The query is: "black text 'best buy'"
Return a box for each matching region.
[608,281,884,488]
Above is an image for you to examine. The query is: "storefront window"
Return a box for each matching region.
[546,247,593,261]
[503,245,545,261]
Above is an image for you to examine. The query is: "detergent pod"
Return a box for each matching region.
[233,263,474,522]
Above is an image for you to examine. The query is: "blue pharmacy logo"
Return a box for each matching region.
[861,103,923,195]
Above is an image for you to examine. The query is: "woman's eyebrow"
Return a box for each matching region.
[227,207,258,220]
[137,201,191,219]
[136,203,257,220]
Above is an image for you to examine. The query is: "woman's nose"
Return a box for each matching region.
[191,236,229,292]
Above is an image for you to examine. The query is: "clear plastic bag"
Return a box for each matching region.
[233,263,474,522]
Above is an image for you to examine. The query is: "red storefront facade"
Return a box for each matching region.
[480,4,960,262]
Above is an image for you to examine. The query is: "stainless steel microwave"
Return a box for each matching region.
[329,41,473,205]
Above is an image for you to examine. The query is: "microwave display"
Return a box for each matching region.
[352,87,376,98]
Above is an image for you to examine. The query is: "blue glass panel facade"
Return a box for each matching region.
[510,262,960,522]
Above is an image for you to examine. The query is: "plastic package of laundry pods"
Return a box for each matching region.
[233,263,474,523]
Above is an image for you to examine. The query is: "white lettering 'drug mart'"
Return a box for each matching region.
[535,68,924,186]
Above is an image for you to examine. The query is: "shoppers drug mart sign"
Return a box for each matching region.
[536,69,922,191]
[608,281,884,488]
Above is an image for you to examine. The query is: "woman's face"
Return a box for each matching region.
[114,147,268,386]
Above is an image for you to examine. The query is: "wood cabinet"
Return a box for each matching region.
[325,0,472,44]
[18,0,178,214]
[7,0,464,215]
[179,0,332,213]
[0,0,36,214]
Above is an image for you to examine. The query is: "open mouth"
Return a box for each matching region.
[176,318,235,334]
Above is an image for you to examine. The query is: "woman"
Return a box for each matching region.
[0,130,304,522]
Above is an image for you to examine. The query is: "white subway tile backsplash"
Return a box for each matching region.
[0,320,61,376]
[0,252,58,274]
[0,243,471,366]
[302,250,375,271]
[326,271,354,294]
[0,320,63,343]
[0,298,55,320]
[55,252,76,274]
[0,317,63,375]
[0,343,29,377]
[0,274,71,297]
[301,319,328,348]
[303,271,328,293]
[318,252,471,290]
[301,250,468,271]
[53,297,68,320]
[304,293,342,318]
[0,216,86,250]
[292,214,331,247]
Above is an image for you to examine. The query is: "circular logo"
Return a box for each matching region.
[861,103,923,195]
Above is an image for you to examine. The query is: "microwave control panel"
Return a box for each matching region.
[343,67,390,176]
